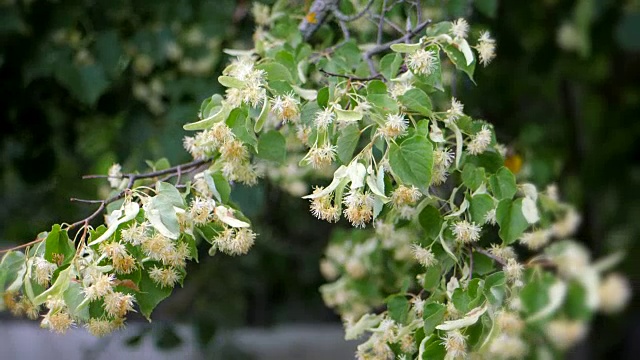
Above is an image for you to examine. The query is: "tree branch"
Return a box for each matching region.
[376,0,388,45]
[319,68,382,82]
[473,245,506,266]
[0,238,46,254]
[69,158,209,231]
[0,158,211,252]
[364,19,432,75]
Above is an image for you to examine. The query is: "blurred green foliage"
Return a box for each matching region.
[0,0,638,356]
[0,0,247,241]
[459,1,640,357]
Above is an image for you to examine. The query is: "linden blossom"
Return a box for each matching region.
[0,2,631,351]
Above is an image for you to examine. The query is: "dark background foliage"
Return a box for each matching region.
[1,0,638,358]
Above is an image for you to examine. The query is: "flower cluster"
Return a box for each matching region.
[0,6,630,357]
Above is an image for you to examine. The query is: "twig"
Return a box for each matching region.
[364,19,432,75]
[368,14,404,35]
[69,158,209,230]
[473,245,506,266]
[1,158,212,252]
[121,158,208,180]
[376,0,388,45]
[0,238,45,254]
[82,174,110,179]
[319,68,382,82]
[66,175,135,231]
[70,198,104,204]
[339,20,351,40]
[333,0,375,22]
[309,40,350,63]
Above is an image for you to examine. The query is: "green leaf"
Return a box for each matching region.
[452,279,483,314]
[146,194,181,239]
[336,124,360,164]
[474,0,498,18]
[317,87,329,107]
[390,43,422,53]
[423,303,446,335]
[422,265,441,291]
[153,158,171,171]
[32,266,71,306]
[462,164,486,191]
[256,130,286,164]
[156,182,185,208]
[184,104,231,131]
[275,50,297,79]
[211,172,231,204]
[469,194,494,224]
[44,225,74,265]
[483,271,506,306]
[367,94,399,114]
[442,43,476,82]
[415,119,430,137]
[465,152,504,174]
[218,75,245,89]
[227,109,258,148]
[0,251,26,294]
[388,134,433,193]
[333,40,362,68]
[200,94,224,119]
[379,53,403,80]
[399,88,433,117]
[419,334,447,359]
[496,198,529,244]
[472,253,495,276]
[182,234,199,263]
[489,167,517,200]
[256,62,293,83]
[520,273,554,315]
[564,281,592,321]
[89,298,106,319]
[136,268,173,321]
[426,22,452,37]
[419,205,443,239]
[64,282,89,321]
[366,80,387,95]
[254,98,271,132]
[300,101,321,126]
[387,294,410,325]
[268,80,294,95]
[335,108,363,122]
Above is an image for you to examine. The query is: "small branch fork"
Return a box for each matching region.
[309,0,431,79]
[364,18,431,75]
[0,158,210,253]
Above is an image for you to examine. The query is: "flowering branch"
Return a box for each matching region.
[0,238,46,254]
[70,158,210,230]
[0,158,211,252]
[0,2,630,349]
